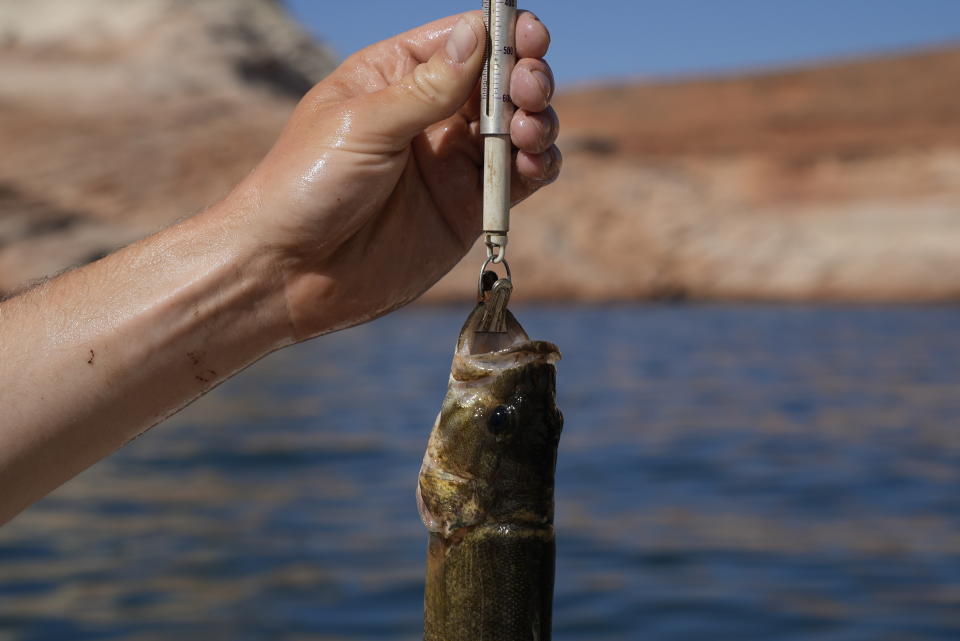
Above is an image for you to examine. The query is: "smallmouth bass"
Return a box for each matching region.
[418,303,563,640]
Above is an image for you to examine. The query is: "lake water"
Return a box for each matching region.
[2,304,960,640]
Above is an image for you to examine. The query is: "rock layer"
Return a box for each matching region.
[0,0,335,293]
[428,47,960,302]
[1,1,958,302]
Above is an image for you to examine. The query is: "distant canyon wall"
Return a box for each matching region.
[0,0,335,292]
[1,1,958,302]
[429,47,960,302]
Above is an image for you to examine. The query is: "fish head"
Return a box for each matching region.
[418,305,563,536]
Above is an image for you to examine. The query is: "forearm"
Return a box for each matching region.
[0,9,559,525]
[0,201,292,523]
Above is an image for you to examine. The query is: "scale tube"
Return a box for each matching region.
[481,0,517,262]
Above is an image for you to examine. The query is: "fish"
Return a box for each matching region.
[417,302,563,641]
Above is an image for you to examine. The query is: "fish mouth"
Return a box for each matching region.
[460,304,530,355]
[452,304,561,380]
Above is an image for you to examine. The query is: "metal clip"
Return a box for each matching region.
[485,235,507,264]
[478,277,513,334]
[477,255,512,302]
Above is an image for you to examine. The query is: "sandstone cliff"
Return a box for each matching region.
[1,1,958,302]
[0,0,335,292]
[430,47,960,302]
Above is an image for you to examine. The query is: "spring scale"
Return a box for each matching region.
[477,0,517,325]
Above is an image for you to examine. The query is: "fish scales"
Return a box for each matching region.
[418,304,563,640]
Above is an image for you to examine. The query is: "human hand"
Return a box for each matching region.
[223,11,559,340]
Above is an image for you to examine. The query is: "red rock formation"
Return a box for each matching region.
[1,1,958,301]
[0,0,334,293]
[429,47,960,302]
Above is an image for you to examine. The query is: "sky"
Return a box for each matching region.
[286,0,960,87]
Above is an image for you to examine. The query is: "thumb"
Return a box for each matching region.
[357,14,485,144]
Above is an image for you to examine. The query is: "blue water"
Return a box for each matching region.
[3,304,960,640]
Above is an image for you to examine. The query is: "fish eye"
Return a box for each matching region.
[487,405,515,435]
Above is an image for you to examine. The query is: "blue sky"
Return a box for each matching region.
[286,0,960,87]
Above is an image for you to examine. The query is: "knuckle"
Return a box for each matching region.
[404,63,446,107]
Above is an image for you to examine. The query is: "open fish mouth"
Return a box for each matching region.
[453,305,560,380]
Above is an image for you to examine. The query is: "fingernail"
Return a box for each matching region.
[539,115,554,147]
[546,147,562,178]
[545,147,557,169]
[531,69,553,101]
[446,18,477,63]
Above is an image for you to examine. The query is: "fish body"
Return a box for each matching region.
[418,304,563,641]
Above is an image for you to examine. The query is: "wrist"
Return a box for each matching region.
[218,180,354,343]
[195,197,297,351]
